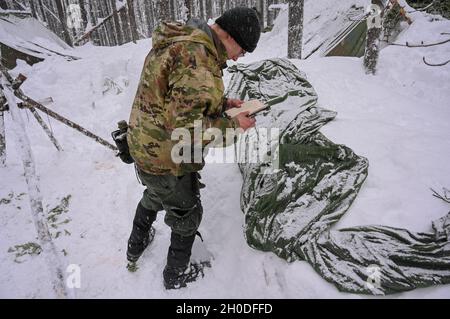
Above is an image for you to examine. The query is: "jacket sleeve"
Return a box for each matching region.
[165,46,239,147]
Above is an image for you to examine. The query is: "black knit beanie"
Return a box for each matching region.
[215,7,261,53]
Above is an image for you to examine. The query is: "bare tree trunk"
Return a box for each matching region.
[103,22,111,45]
[75,3,133,45]
[92,0,102,44]
[104,1,116,46]
[43,0,55,26]
[184,0,192,20]
[0,34,8,168]
[288,0,303,59]
[37,0,47,23]
[0,111,5,167]
[119,6,131,43]
[110,0,123,45]
[133,0,144,37]
[364,0,383,74]
[55,0,73,46]
[89,0,98,25]
[199,0,204,20]
[79,0,89,29]
[144,0,155,36]
[29,0,37,18]
[266,0,274,28]
[0,88,6,167]
[206,0,212,20]
[256,0,264,29]
[127,0,138,42]
[156,0,170,24]
[169,0,176,20]
[219,0,224,15]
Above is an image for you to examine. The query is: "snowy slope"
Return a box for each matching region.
[1,1,450,298]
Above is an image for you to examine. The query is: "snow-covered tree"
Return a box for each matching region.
[364,0,383,74]
[288,0,304,59]
[156,0,171,23]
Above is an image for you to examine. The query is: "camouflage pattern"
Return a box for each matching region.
[128,21,237,176]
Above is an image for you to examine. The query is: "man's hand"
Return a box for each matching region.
[235,112,256,131]
[225,98,244,110]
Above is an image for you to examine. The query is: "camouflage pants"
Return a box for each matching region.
[137,167,203,237]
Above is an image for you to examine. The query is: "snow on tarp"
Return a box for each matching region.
[257,0,371,60]
[0,14,74,67]
[302,1,368,58]
[226,58,450,295]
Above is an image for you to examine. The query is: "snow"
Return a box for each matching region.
[0,14,76,68]
[1,1,450,298]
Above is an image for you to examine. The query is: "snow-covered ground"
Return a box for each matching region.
[1,1,450,298]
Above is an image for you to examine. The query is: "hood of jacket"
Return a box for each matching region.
[152,20,217,57]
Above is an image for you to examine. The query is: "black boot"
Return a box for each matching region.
[163,232,209,289]
[127,202,157,262]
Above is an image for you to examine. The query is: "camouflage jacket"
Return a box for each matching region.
[127,20,238,176]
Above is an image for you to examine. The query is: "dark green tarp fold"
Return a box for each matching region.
[226,58,450,295]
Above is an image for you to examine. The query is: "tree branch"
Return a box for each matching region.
[407,0,435,13]
[431,187,450,203]
[388,37,450,47]
[423,56,450,66]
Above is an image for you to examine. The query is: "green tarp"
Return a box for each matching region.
[226,58,450,295]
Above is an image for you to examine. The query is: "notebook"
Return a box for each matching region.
[225,99,268,118]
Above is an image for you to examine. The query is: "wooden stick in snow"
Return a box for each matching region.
[28,107,63,151]
[431,187,450,203]
[1,80,71,299]
[18,97,117,151]
[0,64,117,151]
[1,71,61,151]
[0,108,5,167]
[1,81,9,167]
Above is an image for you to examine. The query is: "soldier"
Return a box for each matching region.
[126,7,261,289]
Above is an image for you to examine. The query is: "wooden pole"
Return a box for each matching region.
[0,64,117,152]
[28,107,62,151]
[19,97,117,151]
[0,88,6,167]
[1,80,71,299]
